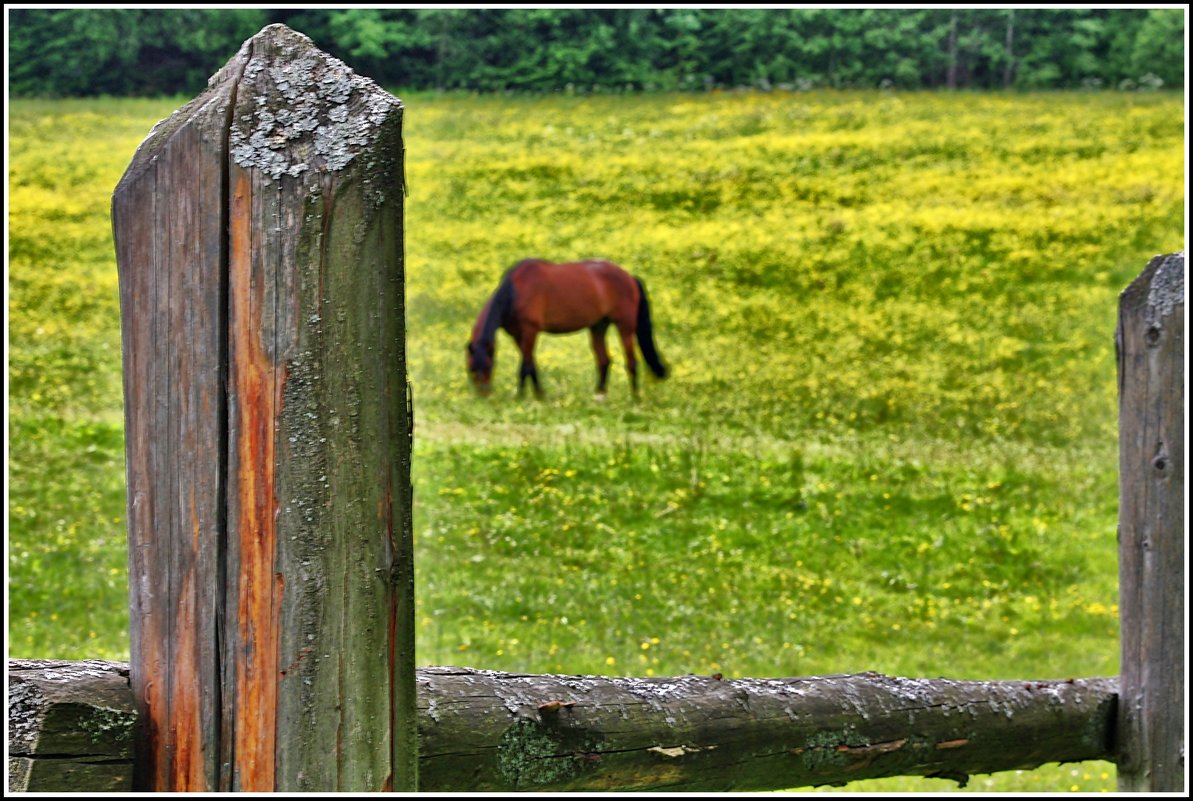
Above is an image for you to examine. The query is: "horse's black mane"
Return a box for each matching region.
[477,267,517,349]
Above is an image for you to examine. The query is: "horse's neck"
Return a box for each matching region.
[478,276,515,343]
[475,295,504,344]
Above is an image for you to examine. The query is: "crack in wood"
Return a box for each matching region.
[14,754,135,764]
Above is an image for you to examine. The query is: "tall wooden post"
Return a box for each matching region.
[111,24,415,792]
[1116,252,1184,792]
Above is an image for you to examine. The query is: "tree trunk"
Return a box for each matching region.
[417,667,1118,792]
[945,14,959,90]
[1003,10,1016,89]
[111,23,413,792]
[1115,252,1185,792]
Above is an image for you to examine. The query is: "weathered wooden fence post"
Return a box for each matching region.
[110,24,414,792]
[1116,252,1185,792]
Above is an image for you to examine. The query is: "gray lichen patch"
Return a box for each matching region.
[10,660,130,683]
[603,673,716,705]
[9,679,41,752]
[229,24,402,182]
[496,716,603,789]
[1145,251,1184,325]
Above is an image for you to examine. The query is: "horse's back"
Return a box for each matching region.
[510,259,637,333]
[512,258,629,282]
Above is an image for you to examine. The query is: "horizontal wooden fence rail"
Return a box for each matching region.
[7,659,1117,793]
[416,667,1118,791]
[8,661,136,793]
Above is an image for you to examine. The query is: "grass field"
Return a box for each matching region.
[7,88,1185,792]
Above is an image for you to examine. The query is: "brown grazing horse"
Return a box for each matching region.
[467,259,668,397]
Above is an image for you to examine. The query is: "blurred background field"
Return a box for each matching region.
[7,88,1184,792]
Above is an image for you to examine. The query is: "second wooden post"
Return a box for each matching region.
[1115,252,1184,792]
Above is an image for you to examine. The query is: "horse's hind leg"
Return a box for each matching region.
[590,322,611,399]
[616,324,639,396]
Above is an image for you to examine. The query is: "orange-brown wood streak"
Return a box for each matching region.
[230,170,279,791]
[171,570,205,790]
[142,664,166,790]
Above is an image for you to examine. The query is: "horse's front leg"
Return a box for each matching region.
[517,329,543,399]
[590,322,611,400]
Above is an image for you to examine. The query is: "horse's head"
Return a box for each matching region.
[466,340,495,396]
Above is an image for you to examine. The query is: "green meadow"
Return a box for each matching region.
[7,89,1184,792]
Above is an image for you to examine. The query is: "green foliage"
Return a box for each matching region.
[6,8,1185,96]
[8,8,269,96]
[8,90,1183,792]
[1128,9,1186,88]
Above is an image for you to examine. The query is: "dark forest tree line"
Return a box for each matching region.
[7,7,1185,97]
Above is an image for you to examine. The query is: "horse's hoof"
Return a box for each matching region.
[594,392,607,402]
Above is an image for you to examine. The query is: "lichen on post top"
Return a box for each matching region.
[228,23,403,184]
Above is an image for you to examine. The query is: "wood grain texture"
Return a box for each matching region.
[224,24,408,792]
[112,23,411,792]
[112,47,236,793]
[1115,252,1185,792]
[415,667,1117,792]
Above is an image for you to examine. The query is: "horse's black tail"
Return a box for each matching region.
[634,277,668,379]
